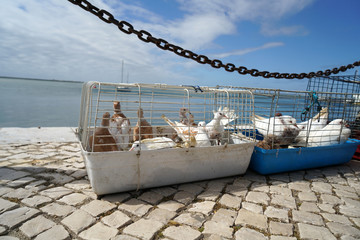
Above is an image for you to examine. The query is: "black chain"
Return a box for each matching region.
[68,0,360,79]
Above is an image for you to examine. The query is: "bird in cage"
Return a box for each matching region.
[205,109,229,145]
[195,121,211,147]
[179,107,190,125]
[188,112,198,126]
[254,113,300,148]
[129,137,176,151]
[296,107,329,144]
[305,119,351,147]
[256,135,282,150]
[217,106,238,126]
[161,114,198,147]
[88,112,118,152]
[133,108,153,142]
[179,107,197,126]
[109,101,131,151]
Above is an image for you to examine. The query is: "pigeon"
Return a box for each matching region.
[296,107,329,144]
[161,114,197,147]
[195,121,211,147]
[256,134,282,150]
[305,119,351,147]
[129,137,175,151]
[254,113,300,147]
[188,112,198,126]
[205,110,228,144]
[88,112,118,152]
[179,108,197,126]
[133,108,153,141]
[217,106,238,126]
[109,101,131,151]
[179,107,190,125]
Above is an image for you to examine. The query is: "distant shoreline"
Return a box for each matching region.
[0,76,84,84]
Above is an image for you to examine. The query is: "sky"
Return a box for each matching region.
[0,0,359,90]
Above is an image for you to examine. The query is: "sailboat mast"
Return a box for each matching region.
[121,60,124,84]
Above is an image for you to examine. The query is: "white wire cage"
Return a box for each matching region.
[77,82,257,194]
[217,86,360,149]
[78,82,256,151]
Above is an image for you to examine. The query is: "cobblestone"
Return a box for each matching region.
[61,209,95,234]
[19,215,56,238]
[173,212,206,228]
[264,206,289,222]
[235,209,268,230]
[0,138,359,239]
[269,221,293,236]
[122,219,164,239]
[297,223,336,240]
[101,211,132,229]
[78,222,118,240]
[34,225,69,240]
[80,199,116,217]
[145,208,176,224]
[163,225,201,240]
[40,202,75,217]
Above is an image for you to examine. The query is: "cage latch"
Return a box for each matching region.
[182,85,203,92]
[301,91,322,121]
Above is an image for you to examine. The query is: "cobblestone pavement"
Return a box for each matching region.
[0,141,359,240]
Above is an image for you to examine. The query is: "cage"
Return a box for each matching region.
[78,82,256,195]
[307,75,360,160]
[217,86,360,174]
[306,75,360,139]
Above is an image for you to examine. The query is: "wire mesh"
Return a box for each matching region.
[78,82,256,152]
[306,75,360,139]
[217,86,360,149]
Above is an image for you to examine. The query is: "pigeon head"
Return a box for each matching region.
[213,111,228,120]
[137,108,144,118]
[129,141,143,151]
[180,107,189,114]
[198,121,206,127]
[281,116,298,129]
[113,101,121,112]
[101,112,111,126]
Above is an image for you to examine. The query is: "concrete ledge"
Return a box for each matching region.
[0,127,78,144]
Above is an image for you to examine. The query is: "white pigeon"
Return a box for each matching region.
[296,107,328,143]
[205,110,228,139]
[254,113,300,146]
[254,113,299,137]
[129,137,175,151]
[305,119,351,147]
[161,114,197,147]
[216,106,238,126]
[195,121,211,147]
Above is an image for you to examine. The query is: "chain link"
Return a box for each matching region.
[68,0,360,79]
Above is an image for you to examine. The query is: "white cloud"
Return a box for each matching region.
[213,42,284,58]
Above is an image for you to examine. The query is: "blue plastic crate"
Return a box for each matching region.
[249,139,360,175]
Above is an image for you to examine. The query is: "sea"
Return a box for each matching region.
[0,77,83,127]
[1,76,358,128]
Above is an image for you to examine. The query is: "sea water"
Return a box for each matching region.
[0,77,83,127]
